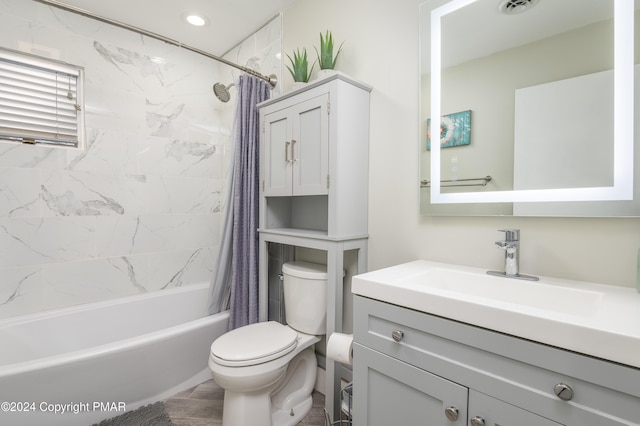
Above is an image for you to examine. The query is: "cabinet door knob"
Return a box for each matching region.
[285,141,291,163]
[554,383,574,401]
[444,406,459,421]
[391,330,404,342]
[470,416,485,426]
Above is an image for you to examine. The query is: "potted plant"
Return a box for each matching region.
[286,48,315,88]
[315,30,343,78]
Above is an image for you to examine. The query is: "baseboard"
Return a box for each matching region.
[314,366,352,395]
[315,366,326,394]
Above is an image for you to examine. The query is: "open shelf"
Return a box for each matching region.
[264,195,329,233]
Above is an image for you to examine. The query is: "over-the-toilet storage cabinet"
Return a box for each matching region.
[257,73,371,421]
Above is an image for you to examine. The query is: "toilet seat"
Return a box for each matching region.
[210,321,298,367]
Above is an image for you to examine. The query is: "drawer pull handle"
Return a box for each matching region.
[444,406,459,421]
[554,383,574,401]
[470,416,485,426]
[391,330,404,342]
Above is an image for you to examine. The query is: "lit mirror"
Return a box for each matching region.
[420,0,638,216]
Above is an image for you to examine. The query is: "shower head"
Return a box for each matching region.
[213,82,235,102]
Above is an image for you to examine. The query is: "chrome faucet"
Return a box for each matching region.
[487,229,539,281]
[496,229,520,275]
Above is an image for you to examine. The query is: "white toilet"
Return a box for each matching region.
[208,261,328,426]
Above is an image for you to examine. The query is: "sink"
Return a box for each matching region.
[396,267,604,317]
[352,260,640,369]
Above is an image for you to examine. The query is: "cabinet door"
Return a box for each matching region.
[353,344,468,426]
[468,390,563,426]
[291,94,329,196]
[263,108,292,196]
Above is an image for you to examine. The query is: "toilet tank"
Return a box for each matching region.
[282,261,330,335]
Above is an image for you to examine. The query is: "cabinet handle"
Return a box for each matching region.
[554,383,574,401]
[444,406,459,421]
[391,330,404,342]
[291,139,297,162]
[285,141,291,163]
[470,416,485,426]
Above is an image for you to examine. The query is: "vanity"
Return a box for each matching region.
[360,0,640,422]
[351,261,640,425]
[362,0,640,422]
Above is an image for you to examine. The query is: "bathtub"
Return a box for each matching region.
[0,283,229,426]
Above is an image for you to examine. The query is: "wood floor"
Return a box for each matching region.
[164,379,328,426]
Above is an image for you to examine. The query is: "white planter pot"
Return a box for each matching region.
[291,81,308,91]
[317,69,338,79]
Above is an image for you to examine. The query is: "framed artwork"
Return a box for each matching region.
[427,110,471,150]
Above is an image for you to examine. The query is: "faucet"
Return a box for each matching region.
[487,229,539,281]
[495,229,520,275]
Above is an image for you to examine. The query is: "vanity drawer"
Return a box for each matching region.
[354,296,640,426]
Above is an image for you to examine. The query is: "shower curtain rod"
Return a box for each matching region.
[33,0,278,89]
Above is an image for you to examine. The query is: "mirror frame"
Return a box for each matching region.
[429,0,635,204]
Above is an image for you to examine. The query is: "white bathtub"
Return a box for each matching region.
[0,283,228,426]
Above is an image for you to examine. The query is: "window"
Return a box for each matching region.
[0,47,85,148]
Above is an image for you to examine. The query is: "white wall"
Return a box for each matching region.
[222,16,284,99]
[282,0,640,289]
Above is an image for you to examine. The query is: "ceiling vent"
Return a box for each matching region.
[498,0,540,15]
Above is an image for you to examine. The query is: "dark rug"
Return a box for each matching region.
[92,401,174,426]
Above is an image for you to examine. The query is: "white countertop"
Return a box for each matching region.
[352,260,640,369]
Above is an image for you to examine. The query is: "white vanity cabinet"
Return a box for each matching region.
[353,296,640,426]
[358,344,560,426]
[262,93,329,197]
[357,343,470,425]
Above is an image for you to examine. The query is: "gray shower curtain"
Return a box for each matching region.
[207,74,271,330]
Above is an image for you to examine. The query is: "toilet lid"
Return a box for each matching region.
[210,321,298,367]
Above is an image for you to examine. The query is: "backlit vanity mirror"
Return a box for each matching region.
[420,0,639,216]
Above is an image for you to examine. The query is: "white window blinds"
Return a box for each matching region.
[0,48,84,148]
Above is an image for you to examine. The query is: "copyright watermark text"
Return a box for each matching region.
[1,401,126,415]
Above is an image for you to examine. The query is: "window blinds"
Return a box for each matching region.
[0,48,83,147]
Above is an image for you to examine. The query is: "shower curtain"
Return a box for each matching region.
[207,74,271,330]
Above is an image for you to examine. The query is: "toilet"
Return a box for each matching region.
[208,261,328,426]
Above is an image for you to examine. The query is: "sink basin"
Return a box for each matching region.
[352,260,640,369]
[396,267,604,317]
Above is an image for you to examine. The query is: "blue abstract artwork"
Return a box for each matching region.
[427,110,471,150]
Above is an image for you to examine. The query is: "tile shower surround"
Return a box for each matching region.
[0,0,282,318]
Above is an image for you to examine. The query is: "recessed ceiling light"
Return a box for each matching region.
[183,13,208,27]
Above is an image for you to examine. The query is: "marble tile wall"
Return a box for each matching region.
[220,16,283,99]
[0,0,282,319]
